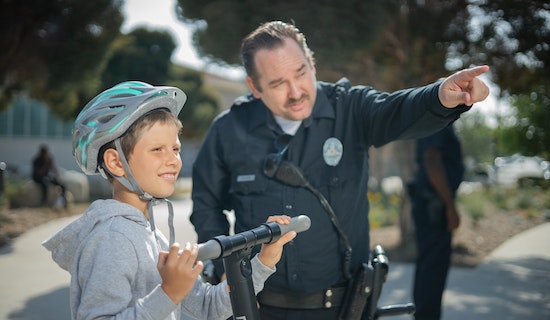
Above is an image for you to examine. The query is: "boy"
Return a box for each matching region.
[43,81,295,319]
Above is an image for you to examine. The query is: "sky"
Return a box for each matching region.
[121,0,245,79]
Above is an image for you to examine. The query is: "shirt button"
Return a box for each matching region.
[285,204,292,210]
[291,274,298,280]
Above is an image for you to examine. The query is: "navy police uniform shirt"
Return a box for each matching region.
[190,78,470,293]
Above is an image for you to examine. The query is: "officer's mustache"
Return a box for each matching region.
[285,93,309,108]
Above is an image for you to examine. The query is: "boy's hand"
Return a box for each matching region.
[158,242,204,304]
[257,215,297,268]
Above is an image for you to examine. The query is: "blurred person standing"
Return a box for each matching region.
[408,123,464,320]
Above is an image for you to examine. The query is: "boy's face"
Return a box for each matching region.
[128,121,182,199]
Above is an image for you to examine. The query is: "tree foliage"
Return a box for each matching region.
[497,85,550,159]
[0,0,220,138]
[458,0,550,95]
[167,67,220,139]
[456,1,550,158]
[101,28,176,88]
[177,0,468,88]
[100,28,219,139]
[0,0,124,119]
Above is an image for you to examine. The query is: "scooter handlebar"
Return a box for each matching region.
[195,215,311,261]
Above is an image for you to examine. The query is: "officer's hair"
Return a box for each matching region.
[240,21,315,91]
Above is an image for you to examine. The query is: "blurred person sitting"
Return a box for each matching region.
[32,144,67,207]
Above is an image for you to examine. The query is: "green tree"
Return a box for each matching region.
[456,0,550,158]
[177,0,468,87]
[0,0,124,119]
[100,28,220,139]
[168,66,220,139]
[497,85,550,159]
[101,28,176,88]
[458,0,549,94]
[178,0,390,80]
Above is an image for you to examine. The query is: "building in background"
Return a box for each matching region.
[0,71,248,201]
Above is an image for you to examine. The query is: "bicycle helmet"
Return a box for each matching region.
[73,81,186,245]
[73,81,186,176]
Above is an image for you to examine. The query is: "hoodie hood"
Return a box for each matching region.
[42,199,147,271]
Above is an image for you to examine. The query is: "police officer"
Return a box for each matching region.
[190,21,490,319]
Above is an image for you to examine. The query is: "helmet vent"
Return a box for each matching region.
[97,114,116,124]
[111,93,136,99]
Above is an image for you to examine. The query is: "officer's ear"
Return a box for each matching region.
[246,76,262,99]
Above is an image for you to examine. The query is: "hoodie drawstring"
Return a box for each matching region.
[148,198,175,245]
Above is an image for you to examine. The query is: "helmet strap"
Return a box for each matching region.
[114,139,153,201]
[113,139,175,245]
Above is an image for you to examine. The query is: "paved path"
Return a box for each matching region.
[1,199,549,319]
[0,198,196,320]
[378,222,550,320]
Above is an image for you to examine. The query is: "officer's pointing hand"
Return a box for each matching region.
[438,65,490,108]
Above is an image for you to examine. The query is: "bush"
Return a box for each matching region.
[459,185,550,224]
[2,180,24,212]
[368,191,401,228]
[457,192,485,225]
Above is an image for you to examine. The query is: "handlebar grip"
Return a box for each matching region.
[279,215,311,235]
[196,239,222,261]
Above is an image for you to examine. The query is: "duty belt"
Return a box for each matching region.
[257,286,347,309]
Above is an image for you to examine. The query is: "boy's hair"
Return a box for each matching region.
[99,109,183,181]
[240,20,315,91]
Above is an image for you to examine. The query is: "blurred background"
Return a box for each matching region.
[1,0,549,250]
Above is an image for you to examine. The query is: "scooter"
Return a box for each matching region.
[196,214,311,319]
[197,217,414,319]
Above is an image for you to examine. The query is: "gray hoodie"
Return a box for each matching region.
[42,199,274,320]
